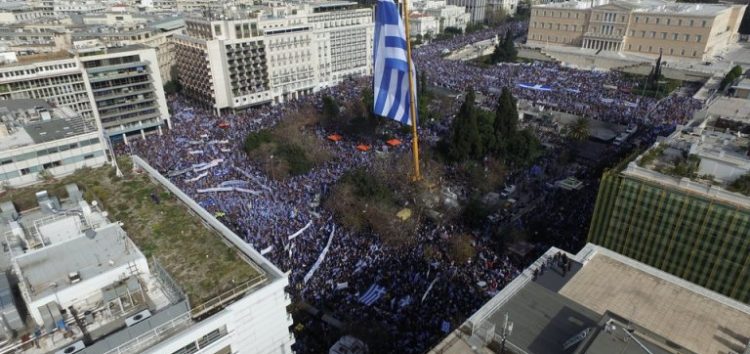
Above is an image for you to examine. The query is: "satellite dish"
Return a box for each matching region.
[92,201,98,206]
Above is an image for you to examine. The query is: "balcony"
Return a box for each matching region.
[99,104,159,120]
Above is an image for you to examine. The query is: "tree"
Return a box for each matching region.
[567,117,590,141]
[501,30,517,62]
[720,65,743,91]
[163,81,181,95]
[492,87,518,155]
[322,95,340,127]
[448,90,482,161]
[507,129,541,165]
[485,7,508,26]
[489,31,517,64]
[443,27,463,36]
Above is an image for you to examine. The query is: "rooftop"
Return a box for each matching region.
[733,78,750,91]
[430,244,750,354]
[0,157,268,309]
[560,251,750,354]
[534,0,732,16]
[0,99,96,150]
[15,223,142,302]
[622,97,750,204]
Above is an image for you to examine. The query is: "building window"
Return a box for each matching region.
[630,30,635,36]
[702,20,707,27]
[641,31,646,37]
[667,18,671,25]
[661,32,667,39]
[214,25,221,36]
[690,19,694,26]
[655,18,660,24]
[669,48,674,55]
[672,33,678,40]
[635,16,639,23]
[696,35,702,42]
[684,34,690,41]
[693,50,697,57]
[678,19,682,26]
[650,31,655,38]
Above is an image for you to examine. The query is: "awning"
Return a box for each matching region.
[356,144,371,151]
[386,139,402,147]
[327,134,343,142]
[219,122,230,129]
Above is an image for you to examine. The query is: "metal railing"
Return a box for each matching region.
[189,272,267,318]
[152,257,188,306]
[101,311,192,354]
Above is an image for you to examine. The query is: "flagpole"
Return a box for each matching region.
[401,0,421,181]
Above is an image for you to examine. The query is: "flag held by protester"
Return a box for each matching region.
[373,0,417,125]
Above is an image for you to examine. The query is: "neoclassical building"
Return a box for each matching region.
[527,0,746,61]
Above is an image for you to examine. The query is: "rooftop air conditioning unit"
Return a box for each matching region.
[125,309,152,327]
[55,340,86,354]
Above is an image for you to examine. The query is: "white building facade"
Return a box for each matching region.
[174,2,372,113]
[409,14,439,37]
[0,45,171,143]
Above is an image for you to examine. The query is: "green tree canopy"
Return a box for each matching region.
[322,95,340,122]
[493,87,519,155]
[448,89,482,161]
[567,117,590,141]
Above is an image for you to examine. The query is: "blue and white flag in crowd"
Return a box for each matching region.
[359,284,387,306]
[441,320,451,334]
[518,83,553,91]
[373,0,417,125]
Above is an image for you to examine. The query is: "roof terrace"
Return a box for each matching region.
[430,244,750,354]
[0,157,267,314]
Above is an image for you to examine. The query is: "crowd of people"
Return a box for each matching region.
[120,20,705,353]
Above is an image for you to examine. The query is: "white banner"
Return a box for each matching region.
[288,221,312,241]
[303,225,336,284]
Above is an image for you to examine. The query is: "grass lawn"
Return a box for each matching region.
[1,159,263,307]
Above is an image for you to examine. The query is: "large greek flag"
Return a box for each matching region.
[373,0,416,125]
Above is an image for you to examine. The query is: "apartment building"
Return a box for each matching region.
[0,100,106,187]
[0,44,171,143]
[409,13,439,37]
[0,56,97,121]
[0,2,55,25]
[487,0,518,17]
[174,2,372,113]
[587,98,750,303]
[76,43,170,142]
[527,0,747,61]
[72,14,185,83]
[411,0,472,34]
[447,0,487,23]
[0,156,294,354]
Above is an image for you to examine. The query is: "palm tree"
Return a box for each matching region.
[567,117,590,141]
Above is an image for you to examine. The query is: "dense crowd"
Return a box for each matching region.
[121,20,704,353]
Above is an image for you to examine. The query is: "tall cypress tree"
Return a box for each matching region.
[449,89,481,161]
[502,31,517,62]
[493,87,518,156]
